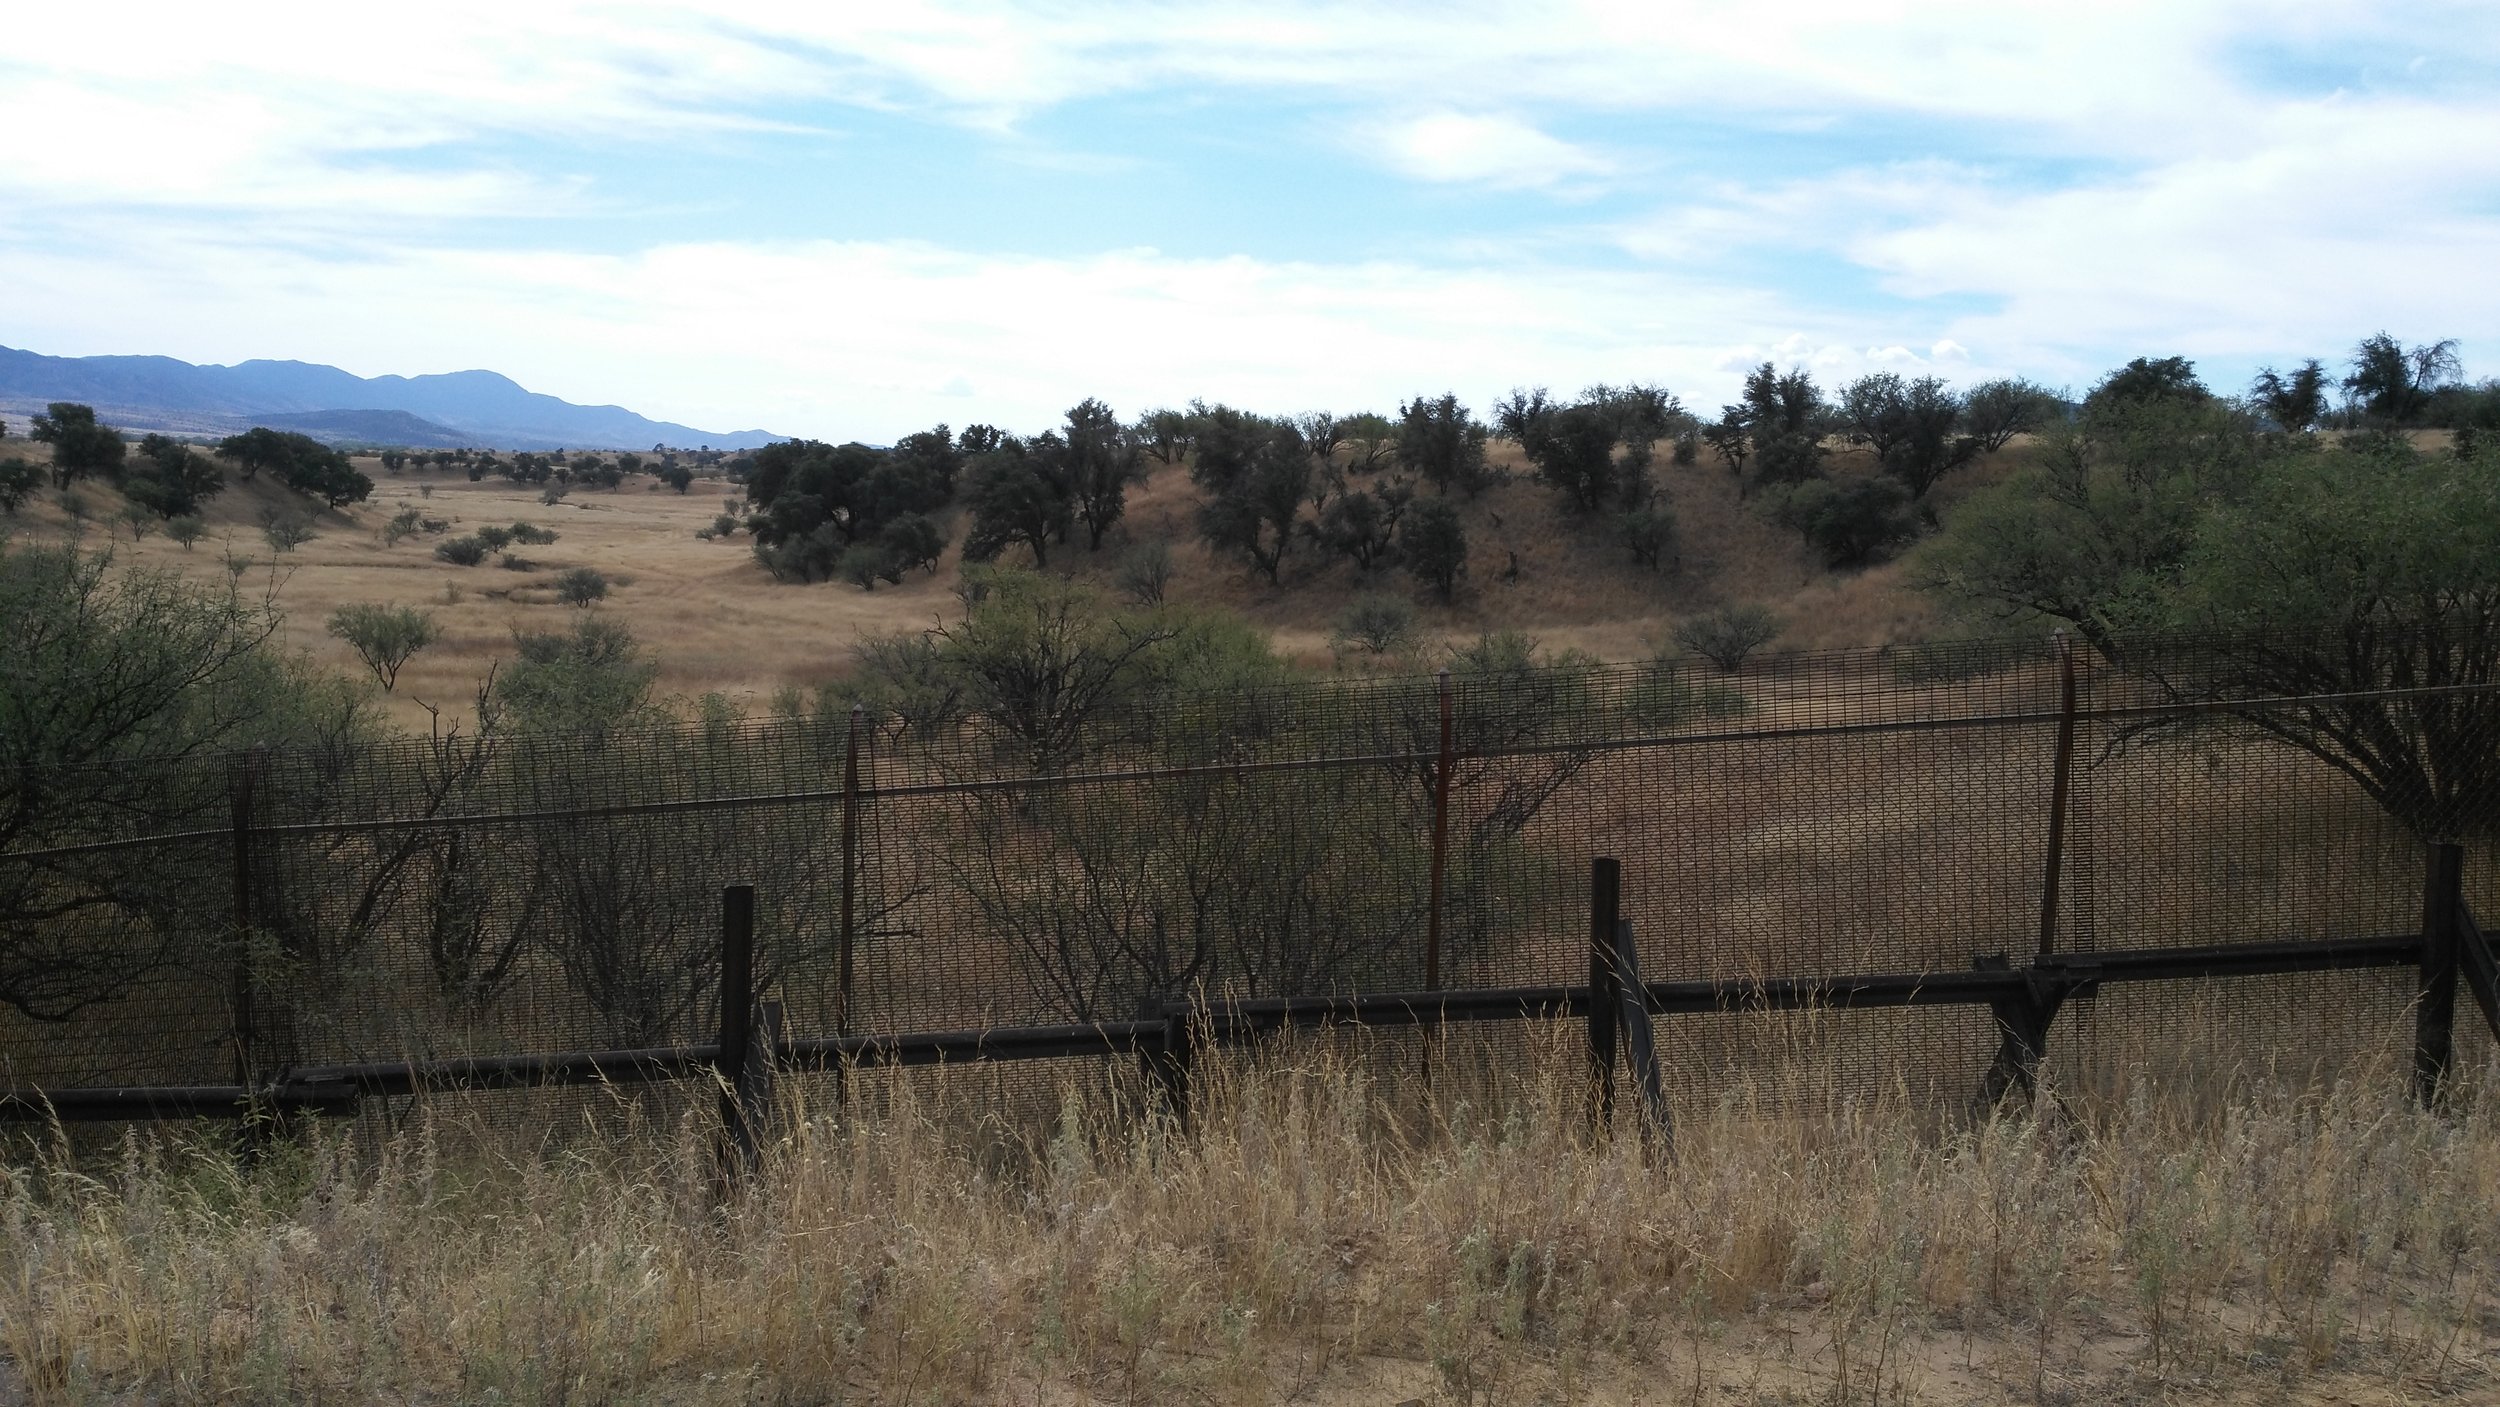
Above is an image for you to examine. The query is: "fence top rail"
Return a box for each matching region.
[0,677,2488,866]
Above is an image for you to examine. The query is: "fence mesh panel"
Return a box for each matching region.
[3,636,2495,1118]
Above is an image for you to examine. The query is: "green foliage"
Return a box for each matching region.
[1065,397,1146,550]
[659,462,695,492]
[1397,393,1494,497]
[215,427,370,507]
[1672,603,1782,671]
[851,567,1284,772]
[125,435,228,518]
[474,524,515,552]
[1190,406,1310,584]
[30,403,127,488]
[1918,399,2500,834]
[1133,407,1194,466]
[1331,593,1418,660]
[435,536,489,566]
[0,459,40,514]
[745,430,958,577]
[1914,396,2269,649]
[1781,476,1918,567]
[2249,361,2329,434]
[554,567,610,607]
[1877,377,1980,498]
[509,521,559,546]
[260,508,317,552]
[879,512,946,578]
[1313,480,1410,571]
[962,436,1073,570]
[326,602,441,690]
[2342,332,2461,425]
[382,505,426,546]
[1522,402,1640,513]
[1960,377,2064,454]
[1401,495,1467,600]
[1617,501,1675,569]
[1738,363,1827,488]
[1839,372,1914,462]
[2084,356,2209,413]
[0,540,373,1018]
[1338,411,1398,473]
[165,514,206,550]
[493,615,659,740]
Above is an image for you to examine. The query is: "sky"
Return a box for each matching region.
[4,1,2497,442]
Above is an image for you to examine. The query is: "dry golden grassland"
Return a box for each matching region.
[1,1029,2493,1406]
[0,436,2008,732]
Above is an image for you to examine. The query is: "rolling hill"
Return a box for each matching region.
[0,345,783,451]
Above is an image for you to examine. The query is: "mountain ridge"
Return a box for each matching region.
[0,345,783,451]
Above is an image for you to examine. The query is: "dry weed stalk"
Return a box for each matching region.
[0,1026,2492,1405]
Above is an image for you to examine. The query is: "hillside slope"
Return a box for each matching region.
[0,345,783,451]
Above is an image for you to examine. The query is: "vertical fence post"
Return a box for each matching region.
[2037,631,2078,959]
[1588,857,1621,1129]
[1611,919,1671,1145]
[839,704,863,1038]
[1140,994,1194,1124]
[2416,842,2464,1107]
[228,748,262,1148]
[717,885,757,1175]
[1425,667,1453,993]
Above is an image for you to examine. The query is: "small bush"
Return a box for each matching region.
[327,602,440,692]
[382,505,426,546]
[510,521,559,546]
[500,552,535,572]
[839,543,890,590]
[541,482,570,506]
[710,512,739,537]
[694,525,719,542]
[260,509,316,552]
[555,566,609,606]
[435,536,489,566]
[1781,476,1918,567]
[1331,593,1417,660]
[474,524,515,552]
[0,458,40,514]
[165,514,207,550]
[1673,603,1782,672]
[1618,503,1675,570]
[1115,541,1172,606]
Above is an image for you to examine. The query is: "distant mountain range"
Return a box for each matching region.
[0,346,784,451]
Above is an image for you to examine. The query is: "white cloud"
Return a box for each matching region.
[1367,112,1610,189]
[5,226,1946,439]
[2,1,2496,429]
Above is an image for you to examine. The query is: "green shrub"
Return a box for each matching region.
[1672,603,1781,671]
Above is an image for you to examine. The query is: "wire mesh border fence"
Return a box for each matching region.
[3,633,2498,1145]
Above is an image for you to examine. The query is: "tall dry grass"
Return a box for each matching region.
[2,1021,2493,1405]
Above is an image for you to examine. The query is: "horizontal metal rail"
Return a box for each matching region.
[5,679,2493,864]
[0,931,2426,1122]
